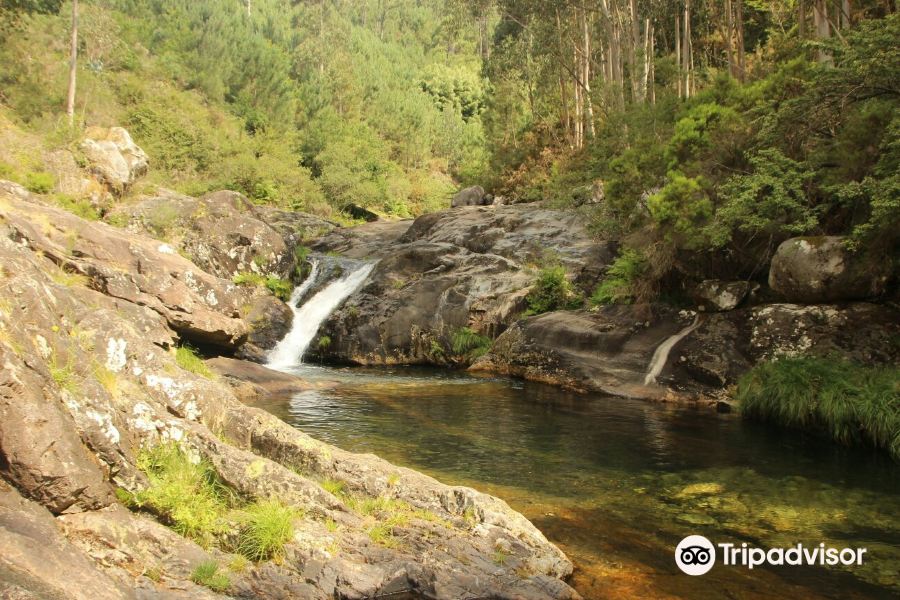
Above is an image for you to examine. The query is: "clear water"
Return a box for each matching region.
[249,364,900,599]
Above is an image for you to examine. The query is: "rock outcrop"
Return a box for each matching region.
[692,279,755,312]
[313,205,614,365]
[451,185,488,207]
[80,127,149,195]
[769,236,891,303]
[0,181,579,599]
[474,301,900,397]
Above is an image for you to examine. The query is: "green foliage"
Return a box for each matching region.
[591,250,646,306]
[128,445,230,546]
[190,561,231,593]
[525,265,583,315]
[232,273,292,302]
[450,327,491,360]
[236,500,298,562]
[648,173,714,250]
[264,277,292,302]
[316,335,332,352]
[24,170,53,193]
[709,149,818,247]
[175,345,213,379]
[51,194,100,221]
[737,357,900,460]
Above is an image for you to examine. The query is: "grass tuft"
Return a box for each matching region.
[236,499,298,562]
[175,345,213,379]
[450,327,492,360]
[190,561,231,593]
[129,444,231,546]
[737,357,900,460]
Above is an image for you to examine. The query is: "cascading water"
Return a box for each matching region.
[643,314,702,386]
[267,260,375,371]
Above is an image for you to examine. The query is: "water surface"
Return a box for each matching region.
[251,364,899,599]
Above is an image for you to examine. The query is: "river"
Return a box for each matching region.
[245,363,899,599]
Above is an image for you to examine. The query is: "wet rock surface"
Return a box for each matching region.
[315,205,614,365]
[0,181,580,599]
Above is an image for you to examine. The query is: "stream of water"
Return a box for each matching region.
[250,364,899,599]
[259,262,898,598]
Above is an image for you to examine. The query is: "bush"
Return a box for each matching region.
[736,357,900,460]
[591,249,646,306]
[25,171,54,194]
[525,265,582,315]
[232,272,292,302]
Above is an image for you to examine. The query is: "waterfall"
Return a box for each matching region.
[267,261,375,370]
[643,314,702,386]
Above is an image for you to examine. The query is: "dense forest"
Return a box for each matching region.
[2,1,897,300]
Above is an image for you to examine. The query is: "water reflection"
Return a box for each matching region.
[254,365,900,599]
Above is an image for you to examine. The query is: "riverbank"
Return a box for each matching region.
[0,182,580,599]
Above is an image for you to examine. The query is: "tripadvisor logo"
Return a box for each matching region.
[675,535,868,576]
[676,535,716,576]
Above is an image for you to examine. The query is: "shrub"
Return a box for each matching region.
[264,277,292,302]
[525,265,582,315]
[175,345,213,379]
[24,171,54,194]
[736,357,900,460]
[190,561,230,593]
[591,249,647,306]
[52,194,100,221]
[237,500,297,562]
[450,327,491,360]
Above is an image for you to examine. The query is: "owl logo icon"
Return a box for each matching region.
[676,535,716,575]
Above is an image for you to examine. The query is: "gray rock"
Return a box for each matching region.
[80,127,148,195]
[692,279,755,312]
[450,185,487,207]
[769,236,891,303]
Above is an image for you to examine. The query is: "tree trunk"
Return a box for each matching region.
[813,0,832,63]
[582,6,595,139]
[66,0,78,126]
[555,8,572,147]
[724,0,735,78]
[799,0,807,39]
[736,0,746,81]
[675,13,682,98]
[683,0,693,98]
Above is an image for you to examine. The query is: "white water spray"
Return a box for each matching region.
[643,314,702,386]
[267,261,374,370]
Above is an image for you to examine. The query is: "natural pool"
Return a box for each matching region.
[249,364,899,599]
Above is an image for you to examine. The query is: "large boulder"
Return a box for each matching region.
[120,190,294,281]
[768,236,891,303]
[0,181,580,599]
[314,205,614,365]
[451,185,488,207]
[1,181,250,350]
[80,127,149,195]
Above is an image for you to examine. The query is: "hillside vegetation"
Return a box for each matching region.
[1,0,491,218]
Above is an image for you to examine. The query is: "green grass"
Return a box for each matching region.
[128,445,231,546]
[175,345,213,379]
[232,272,293,302]
[450,327,492,360]
[51,194,100,221]
[236,499,298,562]
[737,357,900,460]
[320,478,345,496]
[49,350,80,394]
[24,171,54,194]
[190,561,231,593]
